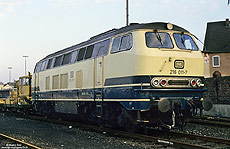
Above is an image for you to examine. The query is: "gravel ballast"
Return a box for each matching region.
[1,113,229,148]
[0,113,157,149]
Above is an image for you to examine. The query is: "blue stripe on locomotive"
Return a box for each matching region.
[33,85,206,111]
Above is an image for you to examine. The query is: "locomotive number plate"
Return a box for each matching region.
[174,60,184,69]
[170,70,188,75]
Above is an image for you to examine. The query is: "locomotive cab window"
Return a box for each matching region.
[111,37,121,53]
[120,35,132,51]
[146,32,173,48]
[24,78,30,86]
[173,33,198,50]
[111,34,132,53]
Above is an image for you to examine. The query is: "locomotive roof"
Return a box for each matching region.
[40,22,189,62]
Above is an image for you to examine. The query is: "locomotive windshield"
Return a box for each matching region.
[146,32,173,48]
[173,33,198,50]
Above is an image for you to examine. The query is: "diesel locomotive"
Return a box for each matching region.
[0,73,32,112]
[1,22,212,131]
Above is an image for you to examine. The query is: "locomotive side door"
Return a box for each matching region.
[94,56,104,117]
[95,56,104,88]
[33,72,39,100]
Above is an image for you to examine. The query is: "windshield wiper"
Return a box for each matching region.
[154,30,163,47]
[181,32,186,48]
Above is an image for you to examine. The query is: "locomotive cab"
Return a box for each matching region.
[18,72,32,104]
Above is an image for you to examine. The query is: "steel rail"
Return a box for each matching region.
[0,133,41,149]
[100,128,210,149]
[169,130,230,146]
[1,112,228,148]
[188,116,230,127]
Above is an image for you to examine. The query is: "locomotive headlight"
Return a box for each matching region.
[190,79,196,87]
[167,23,173,30]
[151,79,159,87]
[196,79,202,87]
[160,79,167,87]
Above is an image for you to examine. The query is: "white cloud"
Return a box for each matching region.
[0,0,31,18]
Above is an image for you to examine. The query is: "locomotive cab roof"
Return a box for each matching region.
[39,22,190,62]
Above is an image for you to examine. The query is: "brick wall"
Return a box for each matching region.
[204,76,230,104]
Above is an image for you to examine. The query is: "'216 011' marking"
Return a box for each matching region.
[170,70,188,75]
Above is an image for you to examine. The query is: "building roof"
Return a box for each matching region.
[203,19,230,53]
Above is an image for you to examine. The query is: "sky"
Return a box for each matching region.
[0,0,229,83]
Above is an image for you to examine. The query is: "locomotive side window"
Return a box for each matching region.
[84,45,94,60]
[35,62,42,73]
[120,35,132,51]
[111,33,132,53]
[111,37,121,53]
[146,32,173,48]
[54,55,63,67]
[19,78,23,86]
[24,78,29,86]
[62,52,72,65]
[92,39,111,58]
[71,50,78,63]
[97,39,110,57]
[40,60,48,71]
[77,47,86,61]
[47,58,54,69]
[173,33,198,50]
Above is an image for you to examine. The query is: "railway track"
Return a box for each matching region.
[188,116,230,127]
[2,112,230,148]
[0,133,41,149]
[167,130,230,148]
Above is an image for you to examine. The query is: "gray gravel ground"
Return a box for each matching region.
[0,113,160,149]
[181,123,230,139]
[1,112,229,149]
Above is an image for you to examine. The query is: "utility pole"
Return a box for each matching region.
[8,67,12,83]
[126,0,129,26]
[23,56,29,76]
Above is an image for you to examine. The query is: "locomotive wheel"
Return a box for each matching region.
[117,107,138,133]
[2,107,7,112]
[123,116,137,133]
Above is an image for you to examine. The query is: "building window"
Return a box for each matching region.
[212,55,220,67]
